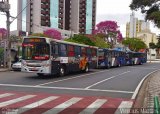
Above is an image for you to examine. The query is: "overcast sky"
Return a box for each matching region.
[0,0,159,36]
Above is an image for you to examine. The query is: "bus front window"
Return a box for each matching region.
[22,43,50,60]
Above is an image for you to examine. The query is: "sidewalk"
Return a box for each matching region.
[147,59,160,63]
[133,70,160,113]
[0,68,8,72]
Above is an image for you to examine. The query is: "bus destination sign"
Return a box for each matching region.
[24,38,46,43]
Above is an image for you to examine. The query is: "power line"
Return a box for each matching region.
[10,0,33,24]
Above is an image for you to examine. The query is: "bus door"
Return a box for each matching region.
[51,42,60,74]
[107,50,112,67]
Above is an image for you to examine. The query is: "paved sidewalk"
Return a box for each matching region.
[0,68,8,72]
[133,70,160,113]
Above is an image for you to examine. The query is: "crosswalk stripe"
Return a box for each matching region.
[114,101,133,114]
[18,96,59,113]
[79,99,107,114]
[0,95,36,108]
[43,97,82,114]
[0,93,14,98]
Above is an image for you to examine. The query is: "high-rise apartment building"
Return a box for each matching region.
[17,0,96,35]
[126,12,150,38]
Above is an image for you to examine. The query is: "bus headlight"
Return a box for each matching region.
[42,63,50,67]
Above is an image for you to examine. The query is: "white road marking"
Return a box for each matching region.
[130,66,158,70]
[79,99,107,114]
[0,84,134,94]
[19,96,59,113]
[114,101,133,114]
[35,70,110,86]
[85,71,131,89]
[0,93,14,98]
[0,95,36,108]
[43,97,82,114]
[131,69,160,99]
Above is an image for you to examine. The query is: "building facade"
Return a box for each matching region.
[17,0,96,35]
[126,12,150,38]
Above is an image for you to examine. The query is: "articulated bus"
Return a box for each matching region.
[133,52,147,65]
[98,49,126,68]
[21,37,98,77]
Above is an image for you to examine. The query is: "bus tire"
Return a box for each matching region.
[59,65,66,77]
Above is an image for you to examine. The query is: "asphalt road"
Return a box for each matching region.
[0,63,160,99]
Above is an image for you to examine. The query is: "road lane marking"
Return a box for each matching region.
[85,71,131,89]
[43,97,82,114]
[114,101,133,114]
[79,99,107,114]
[19,96,59,113]
[0,95,36,108]
[0,93,14,98]
[131,69,160,99]
[130,66,158,70]
[0,84,134,94]
[35,70,110,87]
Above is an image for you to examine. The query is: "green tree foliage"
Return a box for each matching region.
[65,35,96,46]
[94,36,110,48]
[149,42,156,49]
[122,38,147,51]
[30,33,48,37]
[130,0,160,28]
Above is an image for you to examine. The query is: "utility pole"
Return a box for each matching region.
[0,0,11,69]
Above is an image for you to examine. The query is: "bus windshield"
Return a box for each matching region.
[22,43,50,60]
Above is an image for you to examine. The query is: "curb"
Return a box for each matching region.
[0,69,9,72]
[132,69,160,108]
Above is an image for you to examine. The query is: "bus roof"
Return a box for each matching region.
[23,36,98,49]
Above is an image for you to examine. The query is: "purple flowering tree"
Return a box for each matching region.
[0,28,7,38]
[44,29,62,40]
[94,21,123,46]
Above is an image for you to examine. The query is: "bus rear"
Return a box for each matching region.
[21,37,51,75]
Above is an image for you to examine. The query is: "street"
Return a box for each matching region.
[0,63,159,113]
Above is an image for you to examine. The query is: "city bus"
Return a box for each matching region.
[133,52,147,65]
[98,49,126,68]
[98,48,111,68]
[21,37,98,77]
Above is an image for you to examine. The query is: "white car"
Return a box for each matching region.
[12,60,21,71]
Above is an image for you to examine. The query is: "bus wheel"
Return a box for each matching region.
[59,66,65,76]
[84,64,89,72]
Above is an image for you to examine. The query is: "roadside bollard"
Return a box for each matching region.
[154,96,160,114]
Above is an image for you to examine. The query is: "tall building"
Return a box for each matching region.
[126,12,150,38]
[17,0,96,35]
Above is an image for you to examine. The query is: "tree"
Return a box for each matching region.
[94,36,110,48]
[0,28,7,38]
[149,42,156,49]
[44,29,62,40]
[130,0,160,28]
[94,20,123,47]
[122,38,147,51]
[65,35,96,46]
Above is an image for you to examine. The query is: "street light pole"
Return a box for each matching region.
[0,0,11,69]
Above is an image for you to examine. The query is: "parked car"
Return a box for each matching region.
[11,60,21,71]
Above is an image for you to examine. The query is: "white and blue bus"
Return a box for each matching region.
[21,37,98,77]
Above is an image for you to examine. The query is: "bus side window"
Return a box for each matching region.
[68,45,75,57]
[60,44,67,57]
[51,44,59,56]
[87,48,92,56]
[81,47,87,57]
[75,46,81,57]
[92,48,97,57]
